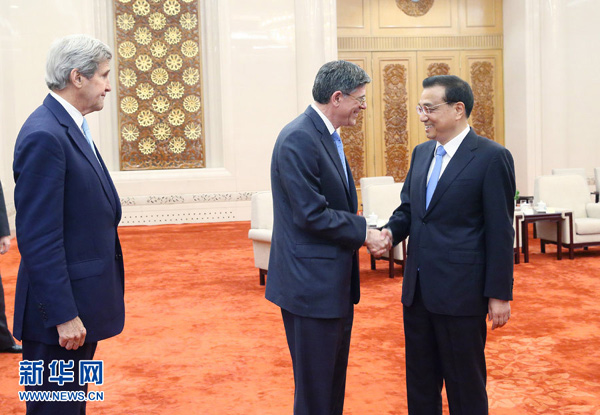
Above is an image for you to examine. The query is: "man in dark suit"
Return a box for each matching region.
[266,60,391,415]
[0,181,21,354]
[384,75,515,415]
[13,34,124,414]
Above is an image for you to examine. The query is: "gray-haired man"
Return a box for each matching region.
[13,34,124,415]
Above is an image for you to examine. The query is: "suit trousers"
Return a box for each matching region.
[0,274,16,349]
[282,307,354,415]
[22,340,98,415]
[403,279,488,415]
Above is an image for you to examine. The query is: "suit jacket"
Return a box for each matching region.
[386,128,515,316]
[12,94,125,344]
[265,106,366,319]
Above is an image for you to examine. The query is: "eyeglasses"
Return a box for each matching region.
[344,93,367,105]
[416,101,452,115]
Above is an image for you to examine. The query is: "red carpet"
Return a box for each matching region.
[0,222,599,414]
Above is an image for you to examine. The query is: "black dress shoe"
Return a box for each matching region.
[0,344,22,353]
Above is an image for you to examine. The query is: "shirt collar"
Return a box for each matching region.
[50,91,85,132]
[435,125,470,158]
[310,103,336,135]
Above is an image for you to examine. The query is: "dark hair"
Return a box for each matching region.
[312,60,371,104]
[422,75,474,118]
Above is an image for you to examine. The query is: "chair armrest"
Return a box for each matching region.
[248,229,272,243]
[586,203,600,218]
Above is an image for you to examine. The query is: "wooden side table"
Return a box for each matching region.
[519,211,567,263]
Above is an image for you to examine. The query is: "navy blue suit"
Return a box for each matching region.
[13,94,124,414]
[386,128,515,414]
[266,106,366,414]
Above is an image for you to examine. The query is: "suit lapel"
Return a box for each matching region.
[425,129,477,214]
[44,95,118,215]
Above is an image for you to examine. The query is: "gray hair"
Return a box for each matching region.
[45,34,112,91]
[312,60,371,104]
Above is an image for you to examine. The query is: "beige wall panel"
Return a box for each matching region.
[372,0,458,37]
[372,52,419,182]
[337,0,371,37]
[461,0,503,34]
[416,51,460,143]
[338,53,373,190]
[461,50,504,145]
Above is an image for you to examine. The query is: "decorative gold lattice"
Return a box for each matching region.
[114,0,205,170]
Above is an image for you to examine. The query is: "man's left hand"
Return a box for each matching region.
[0,236,10,255]
[488,298,511,330]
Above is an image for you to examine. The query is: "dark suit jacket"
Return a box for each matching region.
[12,94,125,344]
[265,106,366,319]
[387,128,515,316]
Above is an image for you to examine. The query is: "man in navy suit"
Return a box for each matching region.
[384,75,515,414]
[13,34,124,414]
[266,60,391,415]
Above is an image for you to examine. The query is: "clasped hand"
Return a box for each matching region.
[365,228,392,258]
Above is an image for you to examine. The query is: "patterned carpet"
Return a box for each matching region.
[0,222,599,414]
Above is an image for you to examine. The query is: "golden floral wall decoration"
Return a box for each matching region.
[395,0,434,17]
[114,0,205,170]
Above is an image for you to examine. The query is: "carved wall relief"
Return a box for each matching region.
[383,64,410,182]
[395,0,435,17]
[341,112,366,189]
[470,61,495,141]
[427,62,450,77]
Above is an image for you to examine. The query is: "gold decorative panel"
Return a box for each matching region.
[114,0,205,170]
[470,61,495,141]
[395,0,435,17]
[382,64,410,182]
[341,112,366,189]
[427,62,451,77]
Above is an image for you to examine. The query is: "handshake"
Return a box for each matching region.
[365,228,393,258]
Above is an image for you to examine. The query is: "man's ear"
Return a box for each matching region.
[70,69,83,89]
[454,101,466,120]
[331,90,344,107]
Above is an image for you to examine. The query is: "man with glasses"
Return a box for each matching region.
[383,75,515,414]
[266,60,390,414]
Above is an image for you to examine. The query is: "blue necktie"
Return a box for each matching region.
[332,131,348,184]
[426,145,446,209]
[81,118,99,161]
